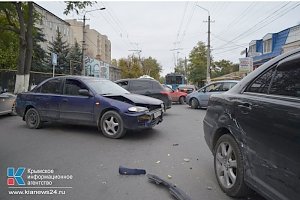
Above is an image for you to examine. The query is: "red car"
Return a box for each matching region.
[162,85,187,104]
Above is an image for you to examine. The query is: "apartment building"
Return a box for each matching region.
[65,19,112,64]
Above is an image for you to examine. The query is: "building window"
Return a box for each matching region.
[263,39,272,54]
[249,44,256,54]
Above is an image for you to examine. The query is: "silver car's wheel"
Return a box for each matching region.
[215,142,237,189]
[190,98,199,109]
[214,134,251,197]
[100,111,126,139]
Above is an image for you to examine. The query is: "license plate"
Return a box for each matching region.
[153,111,161,119]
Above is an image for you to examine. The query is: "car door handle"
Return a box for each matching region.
[62,98,69,102]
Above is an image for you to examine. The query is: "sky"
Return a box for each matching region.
[37,1,300,76]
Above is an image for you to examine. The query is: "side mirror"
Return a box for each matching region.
[3,89,8,93]
[78,89,92,97]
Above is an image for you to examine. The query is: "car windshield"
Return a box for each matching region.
[86,80,130,95]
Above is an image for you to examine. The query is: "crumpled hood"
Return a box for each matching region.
[104,93,163,105]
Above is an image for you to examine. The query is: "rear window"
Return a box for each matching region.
[130,80,152,90]
[40,78,62,94]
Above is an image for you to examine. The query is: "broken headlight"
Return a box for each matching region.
[128,106,149,112]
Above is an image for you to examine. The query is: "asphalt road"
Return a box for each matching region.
[0,104,265,200]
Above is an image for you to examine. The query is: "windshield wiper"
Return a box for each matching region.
[147,174,192,200]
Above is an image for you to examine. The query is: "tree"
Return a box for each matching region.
[211,59,239,78]
[0,2,94,93]
[31,26,48,72]
[47,29,70,74]
[67,41,82,75]
[174,58,186,75]
[111,58,118,66]
[188,41,209,86]
[118,56,142,78]
[0,25,18,70]
[141,56,161,80]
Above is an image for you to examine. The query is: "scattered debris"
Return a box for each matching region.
[155,160,161,164]
[119,166,146,175]
[147,174,192,200]
[167,175,172,179]
[167,154,170,157]
[183,158,190,162]
[102,181,107,184]
[172,143,179,146]
[189,167,192,170]
[207,186,212,190]
[196,158,199,161]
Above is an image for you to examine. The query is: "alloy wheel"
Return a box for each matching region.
[215,142,237,189]
[103,116,119,136]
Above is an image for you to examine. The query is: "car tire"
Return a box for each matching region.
[190,98,199,109]
[25,108,42,129]
[179,96,185,104]
[214,134,251,197]
[100,110,126,139]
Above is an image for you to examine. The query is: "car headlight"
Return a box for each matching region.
[128,106,149,112]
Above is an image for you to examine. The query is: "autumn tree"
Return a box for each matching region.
[174,58,186,76]
[141,56,161,80]
[118,56,142,78]
[211,59,239,78]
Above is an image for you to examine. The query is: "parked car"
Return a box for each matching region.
[162,85,187,104]
[177,84,197,94]
[16,76,164,139]
[186,80,238,109]
[203,48,300,200]
[0,88,16,116]
[115,78,172,110]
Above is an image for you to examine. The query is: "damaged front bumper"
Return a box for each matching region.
[147,174,192,200]
[122,109,163,130]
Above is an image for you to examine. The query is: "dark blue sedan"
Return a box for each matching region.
[16,76,164,138]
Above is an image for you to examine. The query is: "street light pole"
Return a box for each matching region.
[81,8,105,76]
[196,5,211,83]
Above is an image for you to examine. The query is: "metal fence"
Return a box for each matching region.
[0,70,64,92]
[0,66,121,93]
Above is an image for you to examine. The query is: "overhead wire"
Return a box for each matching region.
[215,2,296,50]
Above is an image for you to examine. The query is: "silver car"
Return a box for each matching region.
[186,80,239,109]
[0,88,16,116]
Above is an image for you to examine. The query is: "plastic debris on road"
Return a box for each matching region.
[183,158,190,162]
[119,166,146,175]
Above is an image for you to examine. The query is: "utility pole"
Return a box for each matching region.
[81,8,106,76]
[207,15,211,83]
[170,48,183,68]
[196,5,213,83]
[184,56,187,82]
[82,14,87,76]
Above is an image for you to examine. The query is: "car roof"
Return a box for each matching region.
[115,78,158,82]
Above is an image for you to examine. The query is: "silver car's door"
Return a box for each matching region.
[199,82,223,106]
[0,93,13,114]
